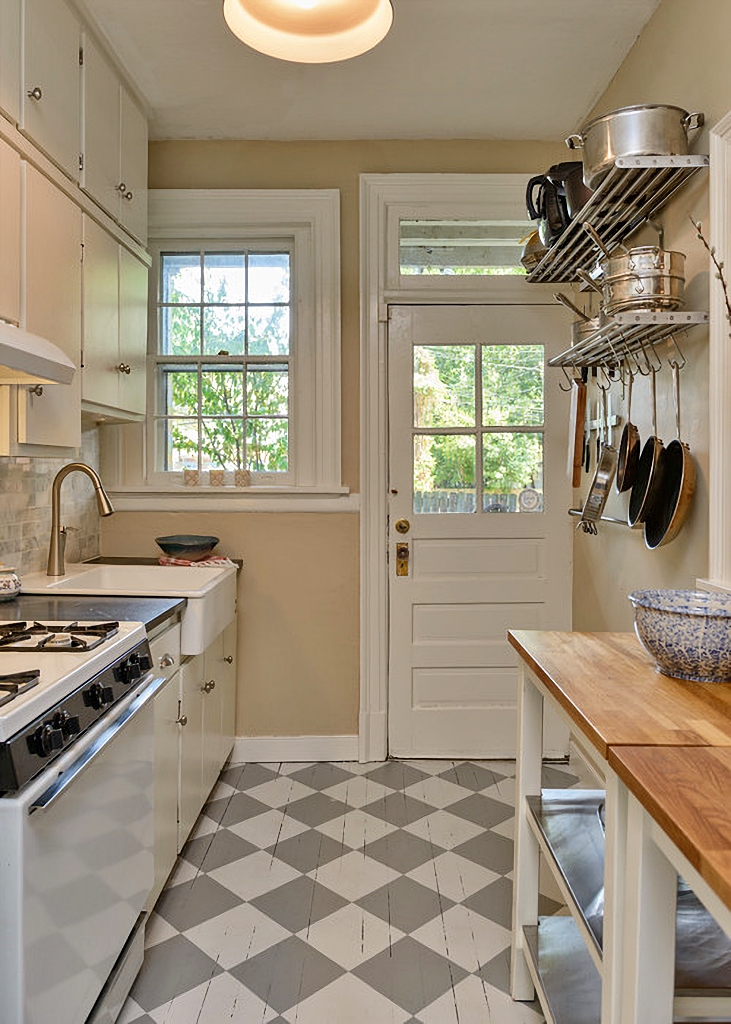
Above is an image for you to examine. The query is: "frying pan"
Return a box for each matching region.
[627,366,664,528]
[644,362,696,549]
[615,372,641,493]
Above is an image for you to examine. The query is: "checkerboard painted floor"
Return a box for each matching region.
[119,759,579,1024]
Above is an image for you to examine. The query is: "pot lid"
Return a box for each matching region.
[0,322,75,385]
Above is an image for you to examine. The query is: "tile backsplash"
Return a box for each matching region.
[0,430,102,576]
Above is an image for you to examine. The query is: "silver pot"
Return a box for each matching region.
[603,247,685,314]
[566,104,704,189]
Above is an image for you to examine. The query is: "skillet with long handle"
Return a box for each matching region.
[580,384,617,530]
[628,365,664,527]
[616,371,641,492]
[644,360,696,549]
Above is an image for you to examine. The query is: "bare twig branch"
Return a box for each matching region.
[689,215,731,327]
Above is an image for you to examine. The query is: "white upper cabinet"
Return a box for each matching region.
[0,0,21,124]
[82,33,148,244]
[21,162,81,449]
[82,213,148,419]
[21,0,81,182]
[0,138,21,325]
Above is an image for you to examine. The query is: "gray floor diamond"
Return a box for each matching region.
[120,758,586,1023]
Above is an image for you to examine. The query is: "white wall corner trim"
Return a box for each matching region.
[232,734,359,763]
[709,114,731,589]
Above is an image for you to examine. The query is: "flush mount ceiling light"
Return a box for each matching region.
[222,0,393,63]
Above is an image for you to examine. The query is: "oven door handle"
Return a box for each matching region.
[28,674,168,815]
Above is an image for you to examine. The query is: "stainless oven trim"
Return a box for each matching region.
[28,674,167,815]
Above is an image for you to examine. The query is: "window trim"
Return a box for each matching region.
[102,188,342,503]
[148,238,296,488]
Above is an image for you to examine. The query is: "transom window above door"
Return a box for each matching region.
[399,218,530,276]
[412,342,545,514]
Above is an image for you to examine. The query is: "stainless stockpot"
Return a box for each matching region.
[603,247,685,314]
[566,104,704,189]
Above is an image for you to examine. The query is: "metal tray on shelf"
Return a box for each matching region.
[527,790,731,1007]
[527,155,709,285]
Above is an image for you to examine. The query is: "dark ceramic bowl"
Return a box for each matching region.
[155,535,220,560]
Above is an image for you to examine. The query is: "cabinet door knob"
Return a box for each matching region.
[124,191,133,201]
[117,362,131,374]
[27,87,42,101]
[160,653,175,668]
[202,679,216,693]
[117,182,127,192]
[224,655,233,664]
[176,714,188,726]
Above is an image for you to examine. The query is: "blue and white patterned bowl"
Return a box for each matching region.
[628,588,731,683]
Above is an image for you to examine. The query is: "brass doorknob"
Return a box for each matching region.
[395,518,410,534]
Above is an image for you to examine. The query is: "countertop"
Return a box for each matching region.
[0,595,185,634]
[508,629,731,756]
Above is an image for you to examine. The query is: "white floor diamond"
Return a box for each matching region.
[296,903,404,970]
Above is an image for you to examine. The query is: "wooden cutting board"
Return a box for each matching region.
[567,378,587,487]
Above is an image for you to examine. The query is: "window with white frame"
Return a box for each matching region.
[132,189,341,496]
[153,245,293,481]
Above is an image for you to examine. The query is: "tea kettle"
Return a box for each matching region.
[526,173,570,248]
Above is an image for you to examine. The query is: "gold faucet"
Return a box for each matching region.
[46,463,114,576]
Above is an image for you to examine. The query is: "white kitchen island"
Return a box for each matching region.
[509,629,731,1024]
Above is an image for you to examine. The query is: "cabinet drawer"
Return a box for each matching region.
[148,622,181,682]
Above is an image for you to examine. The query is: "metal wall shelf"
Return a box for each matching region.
[548,310,708,368]
[527,154,709,285]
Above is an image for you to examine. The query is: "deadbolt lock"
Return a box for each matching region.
[396,542,409,577]
[395,518,410,534]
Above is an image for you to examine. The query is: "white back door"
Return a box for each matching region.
[388,303,573,758]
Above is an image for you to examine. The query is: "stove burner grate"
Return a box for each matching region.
[0,620,119,652]
[0,670,40,707]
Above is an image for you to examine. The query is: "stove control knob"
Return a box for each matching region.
[53,711,80,738]
[101,685,114,705]
[33,723,64,757]
[139,652,153,672]
[84,683,108,710]
[118,654,143,684]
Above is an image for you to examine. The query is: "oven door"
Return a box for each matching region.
[1,675,165,1024]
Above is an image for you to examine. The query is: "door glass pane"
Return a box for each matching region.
[483,432,543,513]
[414,346,475,427]
[483,345,544,426]
[414,434,476,514]
[400,219,530,276]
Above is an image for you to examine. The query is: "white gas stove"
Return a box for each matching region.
[0,618,164,1024]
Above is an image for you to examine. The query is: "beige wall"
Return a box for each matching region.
[100,139,566,737]
[572,0,731,631]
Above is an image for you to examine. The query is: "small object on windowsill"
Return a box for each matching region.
[234,468,251,487]
[209,468,225,486]
[183,468,200,487]
[157,555,239,568]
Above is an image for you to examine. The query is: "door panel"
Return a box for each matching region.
[388,304,572,758]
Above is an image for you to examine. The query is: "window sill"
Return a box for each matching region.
[107,485,358,513]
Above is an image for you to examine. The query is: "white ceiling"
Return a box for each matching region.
[78,0,662,142]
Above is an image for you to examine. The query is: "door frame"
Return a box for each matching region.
[358,173,559,762]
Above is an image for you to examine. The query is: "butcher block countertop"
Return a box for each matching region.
[508,630,731,757]
[609,744,731,911]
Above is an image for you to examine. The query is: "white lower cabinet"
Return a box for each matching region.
[177,619,238,853]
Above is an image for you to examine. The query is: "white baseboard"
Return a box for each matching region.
[231,734,359,763]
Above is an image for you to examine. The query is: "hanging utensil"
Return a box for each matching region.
[615,371,641,493]
[567,376,587,487]
[553,292,601,347]
[644,359,696,549]
[628,365,665,527]
[580,384,617,528]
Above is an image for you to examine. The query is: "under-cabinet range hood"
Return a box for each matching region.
[0,321,75,385]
